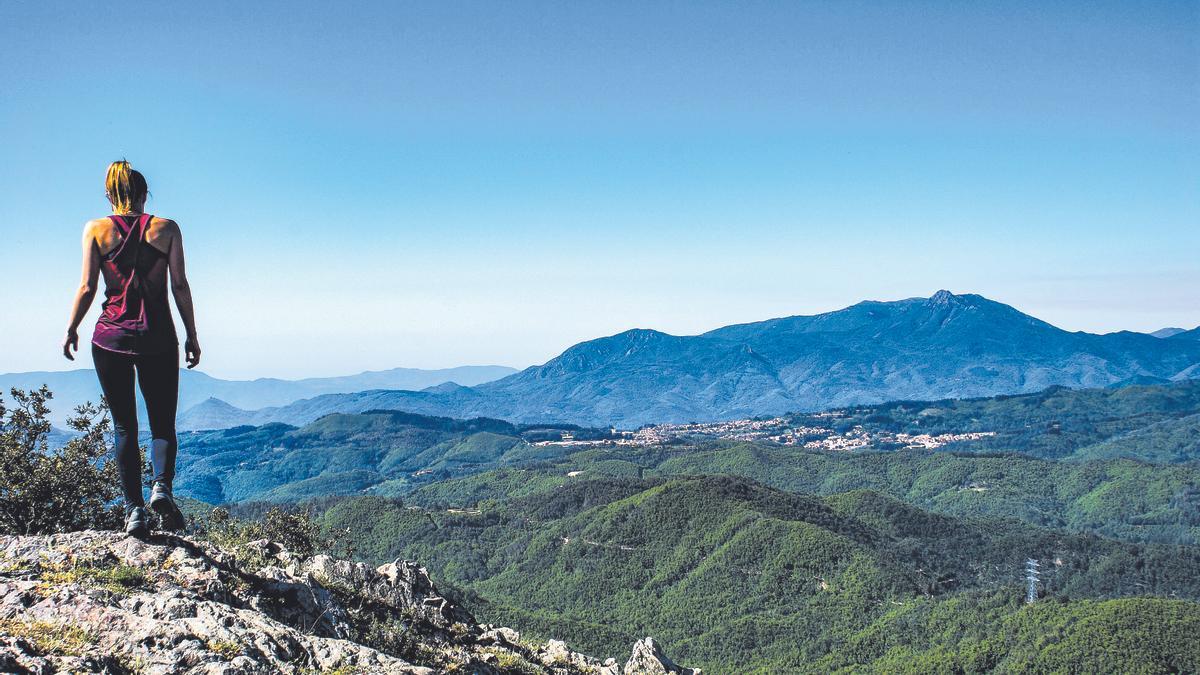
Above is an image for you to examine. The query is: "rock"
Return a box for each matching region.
[539,638,576,666]
[478,625,520,646]
[0,531,435,673]
[0,636,55,674]
[625,636,701,674]
[295,555,473,630]
[0,530,697,675]
[536,637,627,672]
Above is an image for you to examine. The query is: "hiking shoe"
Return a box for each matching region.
[125,505,150,538]
[149,481,185,532]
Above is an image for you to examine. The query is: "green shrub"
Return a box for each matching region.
[0,387,122,534]
[194,504,354,561]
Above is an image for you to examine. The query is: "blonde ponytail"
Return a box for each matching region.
[105,160,148,213]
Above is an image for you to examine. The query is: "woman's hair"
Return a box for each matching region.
[105,160,149,212]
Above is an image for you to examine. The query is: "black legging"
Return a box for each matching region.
[92,344,179,507]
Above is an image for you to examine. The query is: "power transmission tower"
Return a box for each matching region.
[1025,558,1040,604]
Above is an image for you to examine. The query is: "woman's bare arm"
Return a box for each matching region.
[63,221,101,360]
[166,220,201,368]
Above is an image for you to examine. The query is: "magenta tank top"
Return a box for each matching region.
[91,214,179,355]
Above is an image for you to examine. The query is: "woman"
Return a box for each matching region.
[62,160,201,537]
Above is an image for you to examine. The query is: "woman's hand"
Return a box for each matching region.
[62,328,79,361]
[185,335,202,369]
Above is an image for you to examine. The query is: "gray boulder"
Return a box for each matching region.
[625,636,701,675]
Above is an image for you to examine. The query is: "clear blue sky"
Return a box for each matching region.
[2,0,1197,379]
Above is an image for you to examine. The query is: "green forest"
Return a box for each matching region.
[173,382,1200,671]
[273,474,1200,672]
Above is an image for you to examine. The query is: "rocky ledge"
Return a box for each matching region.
[0,531,697,674]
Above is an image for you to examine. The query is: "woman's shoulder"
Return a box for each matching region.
[83,216,115,240]
[148,216,181,236]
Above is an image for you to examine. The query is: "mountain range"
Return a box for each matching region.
[181,291,1200,429]
[0,364,516,427]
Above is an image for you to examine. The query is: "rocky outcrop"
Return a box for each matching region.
[624,638,700,675]
[0,530,695,674]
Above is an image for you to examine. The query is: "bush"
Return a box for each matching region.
[195,504,355,560]
[0,387,122,534]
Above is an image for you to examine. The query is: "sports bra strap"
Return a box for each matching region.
[106,213,152,238]
[107,215,131,236]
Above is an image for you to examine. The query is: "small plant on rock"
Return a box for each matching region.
[37,560,146,596]
[206,639,242,660]
[0,618,97,656]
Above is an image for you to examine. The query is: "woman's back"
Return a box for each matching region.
[91,213,179,355]
[92,213,175,258]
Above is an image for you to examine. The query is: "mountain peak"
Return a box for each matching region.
[925,290,975,308]
[196,397,246,412]
[614,327,672,341]
[422,381,472,394]
[553,328,675,363]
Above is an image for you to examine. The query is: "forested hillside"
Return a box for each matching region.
[765,379,1200,461]
[173,382,1200,546]
[175,381,1200,507]
[279,476,1200,672]
[404,443,1199,546]
[164,380,1200,672]
[174,410,551,503]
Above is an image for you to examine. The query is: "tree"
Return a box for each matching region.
[0,387,122,534]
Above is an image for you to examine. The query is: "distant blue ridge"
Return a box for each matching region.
[178,291,1200,429]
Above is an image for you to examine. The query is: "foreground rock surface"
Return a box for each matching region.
[0,530,696,674]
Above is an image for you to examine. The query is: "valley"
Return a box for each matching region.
[161,379,1200,671]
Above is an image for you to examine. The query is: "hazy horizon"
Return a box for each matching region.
[3,1,1197,379]
[5,289,1197,381]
